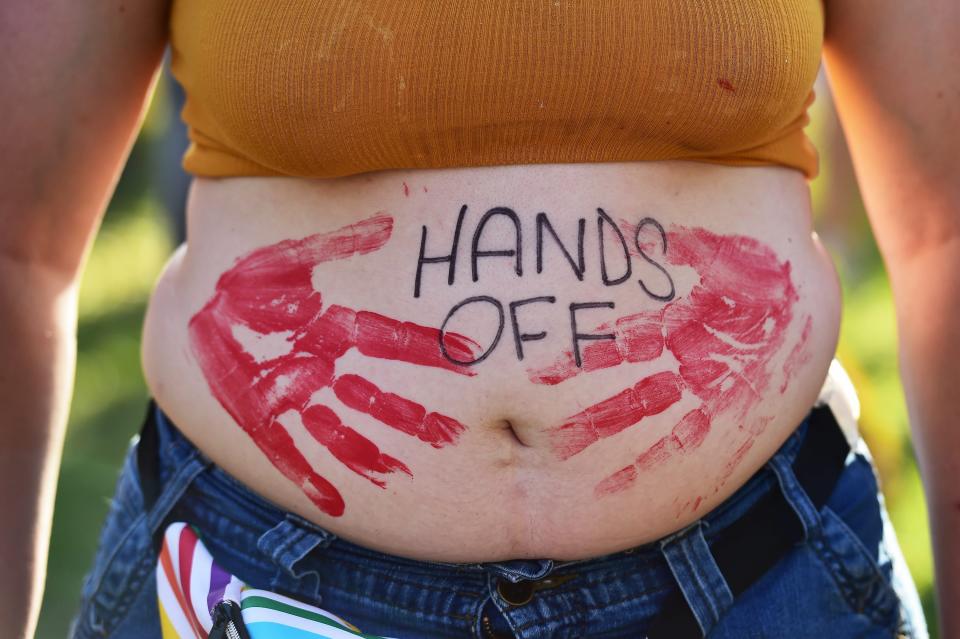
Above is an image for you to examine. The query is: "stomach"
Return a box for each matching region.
[141,160,841,562]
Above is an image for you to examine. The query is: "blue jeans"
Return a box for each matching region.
[71,404,928,638]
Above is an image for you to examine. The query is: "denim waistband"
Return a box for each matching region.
[152,404,809,564]
[138,401,832,637]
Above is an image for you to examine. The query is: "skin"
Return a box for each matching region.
[0,2,956,639]
[142,166,837,565]
[178,195,815,521]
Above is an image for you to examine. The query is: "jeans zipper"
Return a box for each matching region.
[208,600,250,639]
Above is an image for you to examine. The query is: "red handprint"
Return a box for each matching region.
[528,223,808,498]
[188,214,479,517]
[189,209,807,515]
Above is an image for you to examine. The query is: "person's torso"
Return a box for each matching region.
[143,0,835,561]
[141,161,841,561]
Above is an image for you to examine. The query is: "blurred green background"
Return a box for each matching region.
[36,70,937,637]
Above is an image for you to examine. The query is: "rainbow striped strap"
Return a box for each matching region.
[157,522,395,639]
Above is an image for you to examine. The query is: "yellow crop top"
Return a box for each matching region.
[168,1,824,179]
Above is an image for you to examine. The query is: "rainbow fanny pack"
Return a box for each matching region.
[157,522,396,639]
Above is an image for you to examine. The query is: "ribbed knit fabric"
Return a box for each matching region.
[169,1,824,179]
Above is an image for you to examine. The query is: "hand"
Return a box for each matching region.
[188,214,480,517]
[528,222,809,499]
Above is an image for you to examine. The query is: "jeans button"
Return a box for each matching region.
[496,578,535,606]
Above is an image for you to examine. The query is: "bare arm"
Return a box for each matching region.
[822,0,960,631]
[0,1,169,635]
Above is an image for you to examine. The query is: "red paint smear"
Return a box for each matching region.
[301,404,411,488]
[535,222,798,498]
[212,214,392,333]
[549,371,683,460]
[402,181,410,197]
[595,409,710,497]
[333,374,465,447]
[296,304,479,376]
[297,305,364,361]
[717,78,736,93]
[723,439,755,480]
[188,212,473,517]
[717,415,775,486]
[354,310,480,375]
[294,305,479,376]
[188,308,346,516]
[528,311,664,385]
[594,465,638,496]
[673,408,711,450]
[527,352,578,385]
[781,315,813,393]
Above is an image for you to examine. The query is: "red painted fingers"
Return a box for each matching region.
[301,404,412,488]
[547,371,684,460]
[528,310,665,385]
[189,213,475,518]
[332,374,466,448]
[538,224,799,500]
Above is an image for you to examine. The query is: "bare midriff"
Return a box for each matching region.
[141,161,841,562]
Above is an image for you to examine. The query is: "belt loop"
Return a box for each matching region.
[768,454,823,541]
[658,522,734,637]
[137,401,211,552]
[257,514,338,598]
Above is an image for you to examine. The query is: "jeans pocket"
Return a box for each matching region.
[813,503,902,632]
[72,444,158,637]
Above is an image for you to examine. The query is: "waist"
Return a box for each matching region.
[141,161,842,560]
[148,392,830,573]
